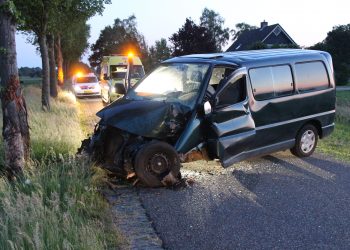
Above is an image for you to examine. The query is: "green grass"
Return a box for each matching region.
[318,91,350,162]
[0,86,121,249]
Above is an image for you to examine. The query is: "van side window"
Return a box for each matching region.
[216,76,246,107]
[249,65,294,100]
[272,66,294,97]
[295,61,329,92]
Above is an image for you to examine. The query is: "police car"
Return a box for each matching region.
[72,73,101,97]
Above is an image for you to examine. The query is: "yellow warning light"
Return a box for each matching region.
[127,52,134,58]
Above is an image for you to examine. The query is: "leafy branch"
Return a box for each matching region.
[0,1,22,23]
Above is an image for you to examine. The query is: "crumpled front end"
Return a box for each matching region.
[96,98,191,140]
[79,98,192,187]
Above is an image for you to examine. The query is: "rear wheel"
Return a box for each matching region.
[291,124,318,157]
[134,141,181,187]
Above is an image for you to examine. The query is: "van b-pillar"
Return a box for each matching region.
[126,52,134,91]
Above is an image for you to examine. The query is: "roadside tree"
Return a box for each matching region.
[170,18,217,56]
[13,0,110,106]
[89,15,148,70]
[310,24,350,84]
[148,38,172,68]
[200,8,230,52]
[13,0,54,110]
[61,20,90,80]
[52,0,110,84]
[0,0,30,178]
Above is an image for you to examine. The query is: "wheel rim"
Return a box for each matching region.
[147,153,170,175]
[300,129,316,154]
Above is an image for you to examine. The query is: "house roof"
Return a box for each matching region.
[226,24,296,52]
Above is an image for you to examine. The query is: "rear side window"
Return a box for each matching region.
[249,65,294,100]
[295,61,329,92]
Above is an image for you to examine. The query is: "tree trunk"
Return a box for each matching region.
[38,34,50,111]
[63,60,70,81]
[47,34,58,97]
[0,0,30,178]
[55,34,64,86]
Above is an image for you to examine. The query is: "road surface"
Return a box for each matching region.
[77,96,103,132]
[79,98,350,249]
[141,153,350,249]
[336,86,350,91]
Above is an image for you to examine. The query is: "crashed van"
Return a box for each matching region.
[82,49,336,187]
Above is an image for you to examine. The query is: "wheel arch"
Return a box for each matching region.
[300,119,322,138]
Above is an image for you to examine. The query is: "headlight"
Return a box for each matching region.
[73,85,80,91]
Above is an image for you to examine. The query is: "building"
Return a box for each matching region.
[227,21,297,51]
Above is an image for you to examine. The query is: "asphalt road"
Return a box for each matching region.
[140,152,350,249]
[336,86,350,91]
[79,98,350,249]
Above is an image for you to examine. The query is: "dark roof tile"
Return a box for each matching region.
[227,24,280,51]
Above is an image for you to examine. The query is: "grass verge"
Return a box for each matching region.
[0,86,121,249]
[318,91,350,162]
[19,76,42,86]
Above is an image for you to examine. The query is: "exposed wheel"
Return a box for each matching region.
[134,141,181,187]
[291,124,318,157]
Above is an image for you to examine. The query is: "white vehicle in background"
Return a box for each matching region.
[72,73,101,97]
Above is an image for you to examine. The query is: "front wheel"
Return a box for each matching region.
[291,124,318,157]
[134,141,181,187]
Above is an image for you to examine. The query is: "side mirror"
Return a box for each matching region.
[114,83,126,95]
[203,101,212,115]
[103,74,110,80]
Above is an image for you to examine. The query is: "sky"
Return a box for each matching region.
[15,0,350,67]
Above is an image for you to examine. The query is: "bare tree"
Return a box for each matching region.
[0,0,30,178]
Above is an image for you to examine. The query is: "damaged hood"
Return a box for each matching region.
[96,98,191,139]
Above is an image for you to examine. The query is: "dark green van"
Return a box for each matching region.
[82,49,336,187]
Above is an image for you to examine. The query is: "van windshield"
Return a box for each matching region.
[110,65,145,80]
[111,72,126,79]
[127,63,210,108]
[132,65,145,79]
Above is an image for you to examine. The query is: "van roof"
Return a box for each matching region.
[165,49,331,67]
[102,55,143,66]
